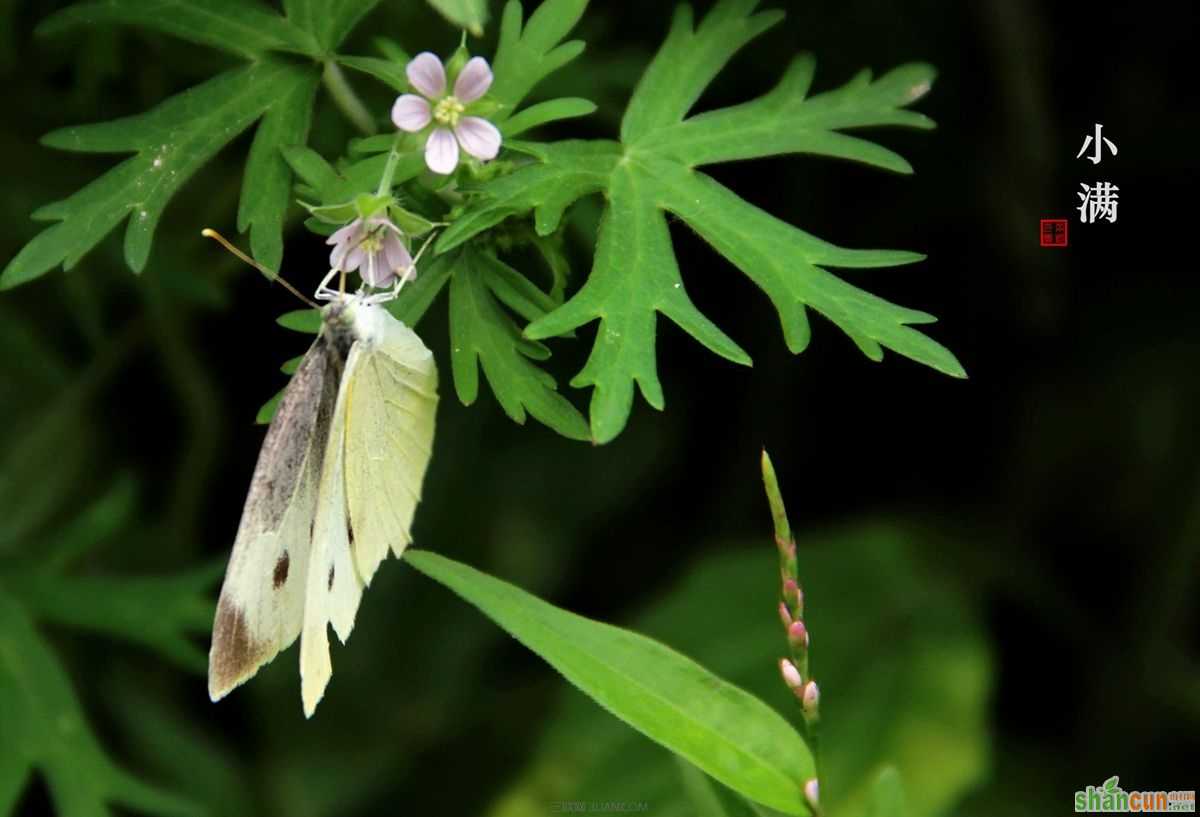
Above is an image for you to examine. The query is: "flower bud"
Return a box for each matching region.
[801,680,820,718]
[782,578,800,608]
[804,779,820,811]
[779,658,803,691]
[788,620,809,651]
[778,602,793,629]
[445,42,471,82]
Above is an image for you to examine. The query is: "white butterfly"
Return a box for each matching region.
[208,292,438,716]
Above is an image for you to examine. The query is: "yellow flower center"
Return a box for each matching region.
[360,231,384,254]
[433,96,465,127]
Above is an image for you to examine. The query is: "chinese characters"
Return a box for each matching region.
[1075,123,1119,225]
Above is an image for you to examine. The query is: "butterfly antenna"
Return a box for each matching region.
[201,229,319,309]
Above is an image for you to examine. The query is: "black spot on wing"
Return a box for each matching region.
[327,565,335,591]
[272,551,290,589]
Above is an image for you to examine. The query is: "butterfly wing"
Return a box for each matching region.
[344,311,438,584]
[297,306,438,717]
[209,336,341,702]
[299,343,367,717]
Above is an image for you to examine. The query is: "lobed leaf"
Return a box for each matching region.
[647,156,965,377]
[448,248,589,440]
[37,0,319,59]
[437,140,619,252]
[650,57,937,173]
[406,550,816,815]
[620,0,784,143]
[501,97,597,137]
[284,0,382,52]
[338,55,411,93]
[526,160,750,444]
[489,0,589,119]
[0,591,201,817]
[2,59,317,289]
[237,69,319,273]
[443,0,962,442]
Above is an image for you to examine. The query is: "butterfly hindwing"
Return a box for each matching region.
[299,346,367,718]
[209,336,341,702]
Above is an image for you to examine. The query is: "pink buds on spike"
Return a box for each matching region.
[779,658,804,692]
[788,620,809,651]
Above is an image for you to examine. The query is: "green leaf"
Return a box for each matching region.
[501,97,597,137]
[387,248,455,327]
[255,388,286,426]
[282,145,342,197]
[406,550,816,815]
[37,0,320,59]
[338,55,410,93]
[649,157,963,378]
[277,308,322,333]
[487,522,990,817]
[445,0,961,442]
[237,69,319,272]
[0,590,201,817]
[3,564,220,673]
[489,0,588,119]
[449,248,589,440]
[2,59,317,289]
[427,0,489,36]
[437,140,619,252]
[527,159,752,444]
[284,0,381,51]
[648,57,936,173]
[620,1,784,144]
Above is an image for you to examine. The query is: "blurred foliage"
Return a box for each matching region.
[0,0,1196,816]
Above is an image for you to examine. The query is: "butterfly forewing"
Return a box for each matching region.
[344,316,439,585]
[209,336,341,702]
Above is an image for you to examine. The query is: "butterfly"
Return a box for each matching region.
[206,246,438,717]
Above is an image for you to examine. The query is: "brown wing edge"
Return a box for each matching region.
[208,335,342,702]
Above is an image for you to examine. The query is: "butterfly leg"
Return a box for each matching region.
[314,268,341,301]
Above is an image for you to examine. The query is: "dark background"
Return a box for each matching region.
[1,0,1196,815]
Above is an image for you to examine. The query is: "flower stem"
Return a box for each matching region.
[375,131,406,197]
[322,61,376,135]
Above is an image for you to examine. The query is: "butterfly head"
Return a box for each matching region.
[321,294,394,354]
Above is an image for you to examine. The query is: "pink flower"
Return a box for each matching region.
[391,52,502,175]
[326,217,414,288]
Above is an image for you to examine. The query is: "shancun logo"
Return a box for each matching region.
[1075,777,1196,813]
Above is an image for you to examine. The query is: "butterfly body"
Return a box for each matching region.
[209,295,437,716]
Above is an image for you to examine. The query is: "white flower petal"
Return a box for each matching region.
[425,127,459,174]
[391,94,432,132]
[406,52,446,99]
[363,252,394,288]
[326,220,360,247]
[454,116,501,161]
[453,57,493,103]
[342,246,366,273]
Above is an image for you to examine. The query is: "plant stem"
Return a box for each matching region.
[375,131,406,196]
[322,61,376,135]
